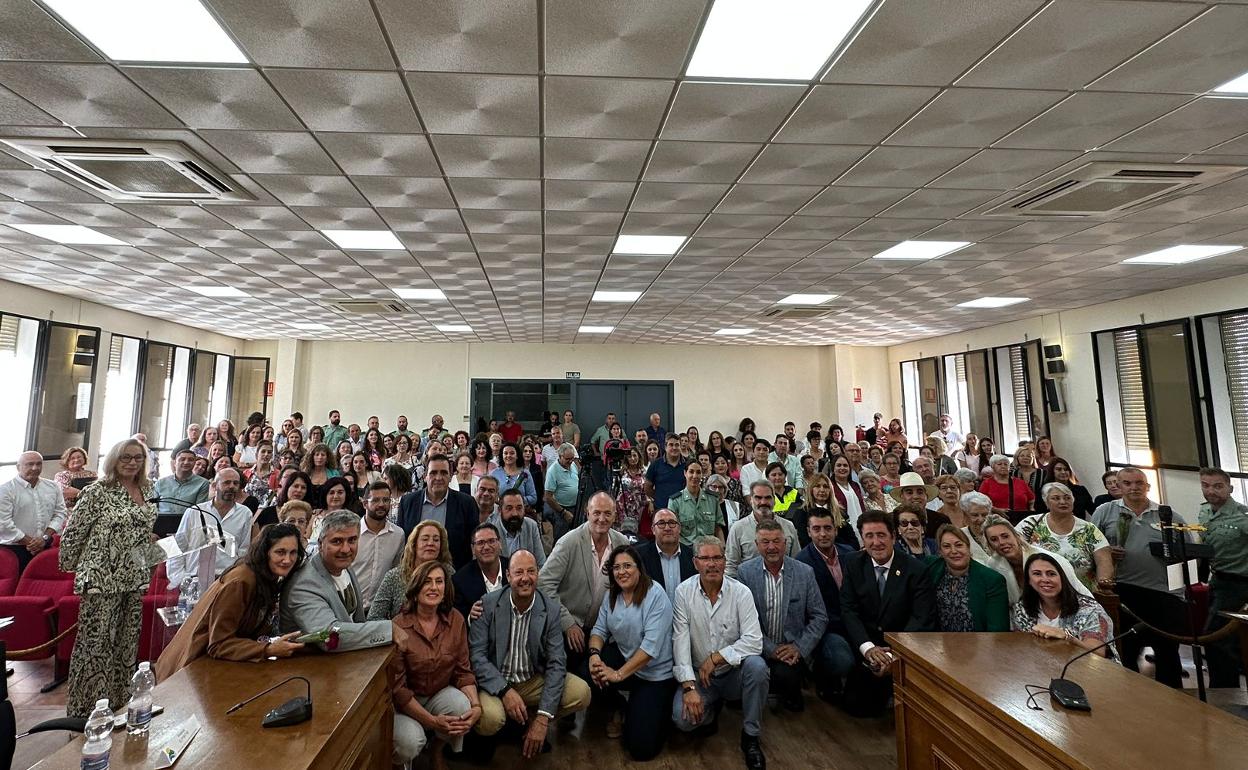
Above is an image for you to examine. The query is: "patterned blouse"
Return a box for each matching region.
[936,572,975,632]
[615,470,648,535]
[59,481,161,595]
[1010,595,1117,660]
[1016,513,1108,591]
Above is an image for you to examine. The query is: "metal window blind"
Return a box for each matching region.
[0,315,16,355]
[1113,329,1151,453]
[1220,312,1248,468]
[107,336,125,372]
[955,354,967,385]
[1009,346,1031,441]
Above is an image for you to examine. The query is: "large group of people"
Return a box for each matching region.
[3,406,1245,769]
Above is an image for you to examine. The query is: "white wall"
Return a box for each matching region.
[886,272,1248,513]
[251,340,877,443]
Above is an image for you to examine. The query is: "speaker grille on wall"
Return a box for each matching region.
[1043,344,1063,359]
[1046,359,1067,376]
[1044,379,1065,413]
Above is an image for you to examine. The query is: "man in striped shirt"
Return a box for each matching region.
[469,550,590,758]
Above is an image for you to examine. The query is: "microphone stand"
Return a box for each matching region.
[1169,517,1208,703]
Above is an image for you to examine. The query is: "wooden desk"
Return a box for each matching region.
[33,647,394,770]
[886,632,1248,770]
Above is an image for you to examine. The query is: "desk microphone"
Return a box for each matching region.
[1158,504,1175,560]
[226,676,312,727]
[147,495,205,508]
[1050,626,1138,711]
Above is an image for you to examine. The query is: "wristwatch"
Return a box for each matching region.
[682,683,696,693]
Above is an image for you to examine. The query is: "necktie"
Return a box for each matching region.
[876,565,888,597]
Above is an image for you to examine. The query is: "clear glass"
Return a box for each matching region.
[0,315,39,463]
[35,324,98,457]
[228,357,269,428]
[98,335,141,463]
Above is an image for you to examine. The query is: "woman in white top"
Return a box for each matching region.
[1016,483,1113,593]
[980,514,1092,604]
[828,455,866,532]
[858,468,897,514]
[233,423,263,469]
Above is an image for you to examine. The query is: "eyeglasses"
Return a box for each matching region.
[473,537,499,547]
[898,520,923,527]
[611,563,637,573]
[653,520,679,528]
[118,454,146,463]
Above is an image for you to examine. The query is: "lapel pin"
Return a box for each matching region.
[895,570,901,576]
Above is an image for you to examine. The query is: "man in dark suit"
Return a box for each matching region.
[397,455,477,568]
[840,509,937,717]
[795,508,859,701]
[452,522,509,620]
[635,508,696,606]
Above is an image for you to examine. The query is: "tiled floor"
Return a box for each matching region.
[7,658,73,770]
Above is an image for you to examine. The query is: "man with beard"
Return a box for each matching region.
[322,410,348,453]
[391,414,414,439]
[453,522,509,621]
[489,489,546,568]
[726,481,798,578]
[353,481,403,612]
[168,467,250,587]
[421,414,449,452]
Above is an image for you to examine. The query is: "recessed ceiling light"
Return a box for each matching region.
[687,0,875,81]
[715,328,755,336]
[578,325,614,334]
[1213,71,1248,94]
[42,0,249,63]
[592,290,642,303]
[778,293,838,305]
[612,234,687,256]
[393,288,446,300]
[187,285,247,298]
[957,297,1028,309]
[1122,244,1242,265]
[436,324,472,333]
[290,321,330,330]
[9,223,127,245]
[872,240,972,260]
[322,229,404,250]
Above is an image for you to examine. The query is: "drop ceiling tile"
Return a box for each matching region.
[207,0,395,68]
[251,174,369,207]
[1090,6,1248,95]
[776,85,937,145]
[267,69,420,133]
[1104,98,1248,154]
[798,186,913,218]
[836,146,978,188]
[460,208,543,235]
[543,137,651,181]
[694,213,786,239]
[0,63,178,128]
[351,176,455,209]
[643,141,761,183]
[842,217,946,241]
[544,179,635,212]
[715,184,822,216]
[30,202,151,228]
[545,0,705,78]
[405,73,539,135]
[317,133,440,176]
[447,177,541,209]
[114,204,230,229]
[740,144,868,186]
[631,181,729,213]
[929,148,1079,190]
[544,210,624,235]
[123,66,301,130]
[199,130,341,175]
[956,0,1198,90]
[826,0,1042,86]
[768,216,865,241]
[662,82,803,143]
[0,169,102,203]
[886,88,1065,148]
[289,206,387,230]
[996,92,1192,151]
[621,211,706,235]
[0,0,103,62]
[0,84,59,126]
[430,135,540,178]
[375,0,538,73]
[878,188,1002,219]
[544,76,673,139]
[375,207,465,233]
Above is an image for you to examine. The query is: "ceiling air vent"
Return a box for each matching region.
[328,300,409,315]
[762,306,835,320]
[981,162,1245,218]
[0,138,252,202]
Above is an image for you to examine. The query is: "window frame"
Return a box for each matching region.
[990,339,1051,452]
[1091,317,1207,473]
[225,355,271,427]
[1195,304,1248,479]
[29,320,102,461]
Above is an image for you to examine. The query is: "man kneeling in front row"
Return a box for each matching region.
[469,550,591,758]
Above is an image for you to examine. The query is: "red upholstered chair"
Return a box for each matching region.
[139,562,180,663]
[0,548,19,596]
[0,548,74,690]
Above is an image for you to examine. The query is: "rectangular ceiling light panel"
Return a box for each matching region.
[872,240,971,260]
[1122,244,1241,265]
[687,0,875,81]
[43,0,249,63]
[9,223,126,245]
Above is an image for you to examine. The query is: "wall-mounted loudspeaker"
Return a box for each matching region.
[1042,342,1066,379]
[1044,378,1065,413]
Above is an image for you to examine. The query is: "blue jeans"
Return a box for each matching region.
[816,632,855,683]
[671,655,769,737]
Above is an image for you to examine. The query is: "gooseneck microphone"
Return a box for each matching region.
[1158,504,1175,560]
[1050,626,1138,711]
[226,676,312,728]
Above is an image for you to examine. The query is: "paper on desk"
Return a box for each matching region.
[1166,559,1199,591]
[154,714,201,768]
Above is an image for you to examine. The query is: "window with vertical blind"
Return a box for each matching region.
[1199,308,1248,475]
[1094,320,1204,470]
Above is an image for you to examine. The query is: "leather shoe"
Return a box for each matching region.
[740,731,766,770]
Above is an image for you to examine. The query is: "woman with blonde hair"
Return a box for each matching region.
[59,438,162,718]
[367,520,455,620]
[980,515,1091,604]
[54,446,97,510]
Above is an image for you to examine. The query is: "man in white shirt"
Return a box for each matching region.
[739,441,771,492]
[0,451,68,573]
[354,482,403,611]
[167,468,251,587]
[932,414,963,455]
[671,535,768,770]
[767,436,802,489]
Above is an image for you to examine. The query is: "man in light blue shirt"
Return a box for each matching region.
[767,435,802,489]
[154,450,209,519]
[543,443,580,540]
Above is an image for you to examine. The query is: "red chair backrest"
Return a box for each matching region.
[147,561,171,596]
[0,547,18,595]
[15,547,74,599]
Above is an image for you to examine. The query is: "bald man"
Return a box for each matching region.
[167,467,252,587]
[0,450,68,572]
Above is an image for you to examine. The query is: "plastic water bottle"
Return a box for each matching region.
[126,662,156,736]
[188,576,200,611]
[81,698,113,769]
[177,575,194,619]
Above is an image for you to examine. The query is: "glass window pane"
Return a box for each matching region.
[189,351,215,428]
[1141,323,1200,467]
[965,351,994,439]
[900,361,920,444]
[211,354,231,426]
[0,316,40,463]
[165,347,190,449]
[138,343,175,448]
[98,335,140,460]
[36,325,98,458]
[229,357,269,428]
[917,358,940,439]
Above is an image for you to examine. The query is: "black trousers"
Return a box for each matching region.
[585,644,676,761]
[2,543,34,574]
[1120,617,1183,689]
[843,662,892,718]
[1206,573,1248,688]
[766,657,806,704]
